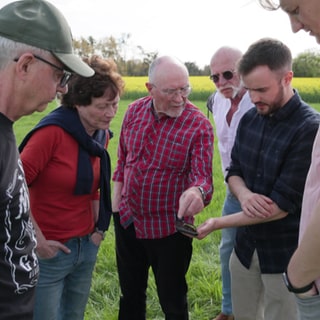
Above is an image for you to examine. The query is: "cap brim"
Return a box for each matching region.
[53,52,94,77]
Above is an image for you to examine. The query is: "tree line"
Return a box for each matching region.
[73,34,320,77]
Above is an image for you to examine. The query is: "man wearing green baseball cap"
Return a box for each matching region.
[0,1,94,319]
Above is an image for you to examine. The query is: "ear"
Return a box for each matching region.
[145,82,153,94]
[283,70,293,86]
[14,53,35,78]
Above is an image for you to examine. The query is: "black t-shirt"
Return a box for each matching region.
[0,113,39,319]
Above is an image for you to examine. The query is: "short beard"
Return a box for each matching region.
[161,107,184,118]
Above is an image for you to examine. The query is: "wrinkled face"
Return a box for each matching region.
[15,53,68,120]
[210,56,242,99]
[242,65,290,116]
[146,63,190,118]
[280,0,320,43]
[76,88,120,136]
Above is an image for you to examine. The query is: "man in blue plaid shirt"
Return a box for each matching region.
[196,38,320,320]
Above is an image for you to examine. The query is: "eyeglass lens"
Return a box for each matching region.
[60,72,72,87]
[33,55,72,88]
[210,71,234,83]
[164,86,191,98]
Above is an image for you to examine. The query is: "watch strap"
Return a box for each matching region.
[94,227,105,240]
[198,186,206,203]
[282,271,314,293]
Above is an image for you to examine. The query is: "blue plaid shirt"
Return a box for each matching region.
[226,91,320,273]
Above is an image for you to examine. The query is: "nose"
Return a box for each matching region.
[289,15,304,33]
[105,106,118,117]
[216,76,229,87]
[249,90,260,104]
[172,91,185,102]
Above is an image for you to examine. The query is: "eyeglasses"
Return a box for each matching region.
[175,216,198,237]
[14,55,72,88]
[152,84,192,98]
[33,55,72,88]
[209,70,234,84]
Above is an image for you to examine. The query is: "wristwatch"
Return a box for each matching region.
[198,186,206,203]
[282,271,314,293]
[94,227,105,240]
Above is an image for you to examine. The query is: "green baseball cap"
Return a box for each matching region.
[0,0,94,77]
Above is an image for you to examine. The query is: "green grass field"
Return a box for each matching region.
[13,98,320,320]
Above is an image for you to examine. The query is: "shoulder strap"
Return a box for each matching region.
[206,91,216,119]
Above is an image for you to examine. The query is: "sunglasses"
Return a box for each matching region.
[209,70,234,84]
[175,216,198,237]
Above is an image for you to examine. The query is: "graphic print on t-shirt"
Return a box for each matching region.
[3,159,38,294]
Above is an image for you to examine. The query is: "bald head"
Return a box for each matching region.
[210,46,243,72]
[148,55,189,84]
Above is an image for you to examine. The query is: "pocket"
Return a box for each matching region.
[89,234,101,248]
[37,248,62,261]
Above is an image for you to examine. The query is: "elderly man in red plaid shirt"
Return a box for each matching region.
[112,55,214,320]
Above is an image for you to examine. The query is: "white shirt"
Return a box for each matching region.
[208,91,254,177]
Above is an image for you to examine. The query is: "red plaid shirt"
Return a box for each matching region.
[113,96,214,239]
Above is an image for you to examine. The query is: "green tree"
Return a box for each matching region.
[185,62,202,75]
[293,49,320,77]
[72,36,320,77]
[73,34,158,76]
[73,37,95,57]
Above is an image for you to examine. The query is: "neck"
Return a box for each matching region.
[230,88,246,103]
[0,72,21,122]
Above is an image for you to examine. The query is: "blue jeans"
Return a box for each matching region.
[219,188,241,315]
[296,294,320,320]
[34,235,99,320]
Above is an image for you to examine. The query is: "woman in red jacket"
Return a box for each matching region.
[20,55,124,320]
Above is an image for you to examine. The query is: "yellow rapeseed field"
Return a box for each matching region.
[122,76,320,103]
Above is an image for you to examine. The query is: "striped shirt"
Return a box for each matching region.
[113,96,214,239]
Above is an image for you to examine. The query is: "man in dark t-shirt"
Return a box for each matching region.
[0,1,93,319]
[0,115,38,318]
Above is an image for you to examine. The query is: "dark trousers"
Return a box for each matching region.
[113,213,192,320]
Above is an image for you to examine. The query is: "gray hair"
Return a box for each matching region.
[258,0,280,10]
[0,36,49,71]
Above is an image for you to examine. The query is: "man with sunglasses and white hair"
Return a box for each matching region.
[0,1,93,319]
[207,47,254,320]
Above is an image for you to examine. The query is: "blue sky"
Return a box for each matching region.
[2,0,318,67]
